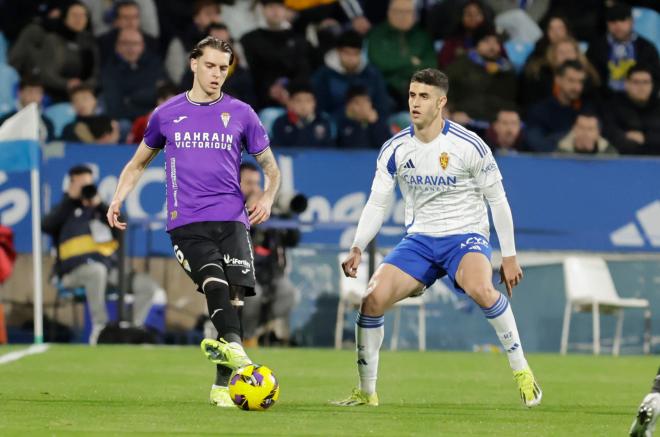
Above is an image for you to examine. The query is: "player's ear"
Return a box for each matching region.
[190,58,197,73]
[438,94,447,109]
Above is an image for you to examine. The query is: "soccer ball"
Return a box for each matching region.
[228,364,280,411]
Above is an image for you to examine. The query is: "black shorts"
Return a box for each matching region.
[169,221,256,296]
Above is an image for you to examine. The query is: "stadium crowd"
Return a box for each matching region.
[1,0,659,155]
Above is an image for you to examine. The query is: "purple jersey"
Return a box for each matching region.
[143,92,269,231]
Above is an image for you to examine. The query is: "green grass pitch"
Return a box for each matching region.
[0,345,654,436]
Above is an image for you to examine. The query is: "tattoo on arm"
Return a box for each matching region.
[255,148,281,198]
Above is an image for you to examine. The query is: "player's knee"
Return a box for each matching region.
[361,286,387,315]
[465,282,498,306]
[197,263,228,293]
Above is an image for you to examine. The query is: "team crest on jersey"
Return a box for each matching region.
[221,112,231,128]
[440,152,449,170]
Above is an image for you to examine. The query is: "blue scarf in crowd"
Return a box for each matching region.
[607,33,637,91]
[467,49,512,74]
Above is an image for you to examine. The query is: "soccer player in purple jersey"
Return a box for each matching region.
[107,37,281,407]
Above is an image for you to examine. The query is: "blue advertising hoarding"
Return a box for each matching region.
[1,143,659,254]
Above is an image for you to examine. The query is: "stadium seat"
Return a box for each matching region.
[633,7,660,54]
[504,40,534,72]
[258,107,286,137]
[578,41,589,54]
[387,111,411,134]
[0,33,7,64]
[335,252,426,351]
[43,103,75,139]
[560,256,651,356]
[0,63,19,118]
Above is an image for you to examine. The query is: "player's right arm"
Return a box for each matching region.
[107,141,160,229]
[341,146,397,278]
[108,107,166,229]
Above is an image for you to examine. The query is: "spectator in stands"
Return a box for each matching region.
[69,84,98,118]
[526,60,591,152]
[101,28,165,123]
[37,1,100,102]
[367,0,435,109]
[96,1,159,63]
[602,65,660,155]
[336,86,390,149]
[426,0,494,41]
[240,162,300,347]
[179,23,257,107]
[42,165,161,344]
[84,0,159,39]
[521,37,600,110]
[484,108,528,153]
[8,6,60,79]
[165,0,222,85]
[241,0,312,109]
[544,0,605,42]
[287,0,371,63]
[127,82,178,144]
[271,81,333,147]
[63,116,120,144]
[437,0,490,68]
[0,0,63,43]
[445,25,517,126]
[61,85,120,144]
[526,14,572,67]
[312,30,389,119]
[557,112,617,154]
[289,0,370,37]
[587,3,660,95]
[0,77,54,142]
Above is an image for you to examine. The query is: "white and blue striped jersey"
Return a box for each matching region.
[372,120,502,238]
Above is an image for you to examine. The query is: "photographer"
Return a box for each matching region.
[239,163,301,346]
[42,165,161,344]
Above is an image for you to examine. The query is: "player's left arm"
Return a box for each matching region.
[471,147,522,297]
[251,148,281,225]
[482,181,522,296]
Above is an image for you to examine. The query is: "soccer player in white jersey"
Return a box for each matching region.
[332,68,542,408]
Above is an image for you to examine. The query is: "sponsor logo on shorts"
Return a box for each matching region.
[461,236,489,250]
[223,254,251,270]
[465,236,488,246]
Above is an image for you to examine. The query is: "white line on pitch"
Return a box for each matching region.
[0,344,50,365]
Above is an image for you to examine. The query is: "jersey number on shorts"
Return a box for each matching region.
[173,245,192,272]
